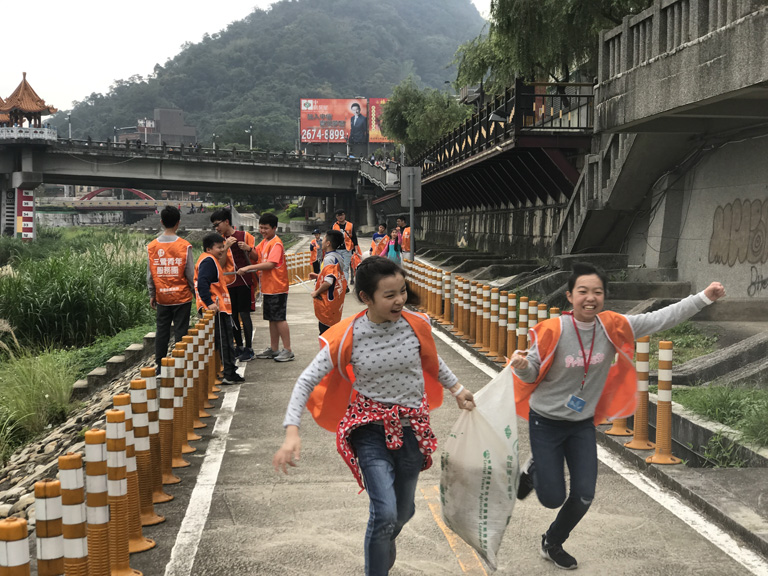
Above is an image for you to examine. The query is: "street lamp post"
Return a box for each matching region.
[67,114,71,139]
[245,124,253,150]
[212,133,217,152]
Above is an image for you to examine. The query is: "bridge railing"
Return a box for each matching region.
[48,138,361,169]
[0,126,58,142]
[598,0,762,84]
[417,78,593,177]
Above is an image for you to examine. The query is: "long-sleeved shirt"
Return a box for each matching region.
[195,257,220,308]
[146,233,194,300]
[514,292,712,421]
[283,313,458,428]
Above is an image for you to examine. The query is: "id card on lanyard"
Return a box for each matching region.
[565,313,595,414]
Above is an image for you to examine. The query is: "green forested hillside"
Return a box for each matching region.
[53,0,485,149]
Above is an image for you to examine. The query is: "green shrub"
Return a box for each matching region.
[649,321,717,370]
[0,230,152,348]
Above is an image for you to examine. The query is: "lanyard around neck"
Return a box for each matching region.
[570,313,596,390]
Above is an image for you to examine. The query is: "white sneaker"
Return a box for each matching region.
[273,349,295,362]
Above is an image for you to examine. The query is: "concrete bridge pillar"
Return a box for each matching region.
[366,198,376,229]
[644,175,685,269]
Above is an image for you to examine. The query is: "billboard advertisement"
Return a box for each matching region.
[300,98,392,144]
[368,98,389,143]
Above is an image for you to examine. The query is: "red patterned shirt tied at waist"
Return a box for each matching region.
[336,393,437,491]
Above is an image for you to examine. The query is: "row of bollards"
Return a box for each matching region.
[402,260,560,363]
[0,310,225,575]
[286,251,312,284]
[403,259,682,466]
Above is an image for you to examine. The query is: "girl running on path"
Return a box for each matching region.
[274,256,475,576]
[510,262,725,570]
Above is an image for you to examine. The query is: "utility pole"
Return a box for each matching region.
[400,143,415,261]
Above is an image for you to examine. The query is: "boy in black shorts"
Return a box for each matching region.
[236,213,294,362]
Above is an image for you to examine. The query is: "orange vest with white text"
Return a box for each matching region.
[310,239,322,263]
[306,309,445,432]
[371,235,389,256]
[513,311,637,425]
[401,226,411,253]
[255,235,289,294]
[313,252,347,327]
[147,237,193,305]
[194,252,232,314]
[333,220,354,251]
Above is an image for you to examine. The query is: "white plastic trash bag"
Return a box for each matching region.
[440,367,519,571]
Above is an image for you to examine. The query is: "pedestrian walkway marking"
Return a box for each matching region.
[421,485,489,575]
[164,388,240,576]
[431,326,768,575]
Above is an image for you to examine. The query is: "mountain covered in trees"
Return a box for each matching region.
[52,0,485,149]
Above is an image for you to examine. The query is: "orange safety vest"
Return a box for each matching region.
[194,252,232,314]
[513,311,637,425]
[333,221,355,251]
[306,309,445,432]
[147,237,194,305]
[310,239,322,263]
[401,226,411,253]
[255,235,289,294]
[313,252,347,327]
[371,235,389,256]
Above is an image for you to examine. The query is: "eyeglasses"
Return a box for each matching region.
[211,222,222,229]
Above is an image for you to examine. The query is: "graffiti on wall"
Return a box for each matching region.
[708,199,768,267]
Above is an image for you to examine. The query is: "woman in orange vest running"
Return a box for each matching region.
[510,262,725,570]
[274,257,476,576]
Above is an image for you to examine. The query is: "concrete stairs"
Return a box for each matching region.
[554,132,695,255]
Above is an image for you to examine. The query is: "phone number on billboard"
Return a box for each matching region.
[301,128,346,141]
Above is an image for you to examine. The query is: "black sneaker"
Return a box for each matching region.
[221,374,245,385]
[540,535,577,570]
[517,457,535,500]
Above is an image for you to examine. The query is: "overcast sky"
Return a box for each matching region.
[1,0,490,112]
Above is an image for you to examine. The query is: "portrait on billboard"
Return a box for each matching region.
[348,102,368,143]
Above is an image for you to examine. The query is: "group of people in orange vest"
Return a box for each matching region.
[147,206,294,385]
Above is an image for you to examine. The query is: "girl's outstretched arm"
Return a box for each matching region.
[273,425,302,474]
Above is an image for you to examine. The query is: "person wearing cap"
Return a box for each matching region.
[310,229,323,274]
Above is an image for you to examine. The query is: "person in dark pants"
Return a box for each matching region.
[211,208,258,362]
[147,206,194,375]
[194,233,242,385]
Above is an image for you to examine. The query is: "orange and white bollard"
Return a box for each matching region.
[58,453,89,576]
[550,307,561,319]
[646,341,680,464]
[181,336,202,443]
[105,409,144,575]
[159,358,181,485]
[538,303,548,325]
[139,367,172,504]
[480,285,491,353]
[517,296,529,350]
[452,276,463,335]
[0,517,31,576]
[172,349,192,467]
[84,429,110,576]
[496,291,508,362]
[173,343,196,456]
[468,281,478,344]
[129,379,164,526]
[627,336,656,450]
[507,293,517,359]
[527,300,538,329]
[112,395,154,554]
[488,288,500,359]
[186,330,205,430]
[442,272,452,324]
[34,479,65,576]
[461,278,472,341]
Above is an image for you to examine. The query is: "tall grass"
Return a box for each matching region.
[0,229,152,348]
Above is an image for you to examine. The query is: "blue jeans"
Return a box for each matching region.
[350,424,424,576]
[529,410,597,546]
[338,249,352,283]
